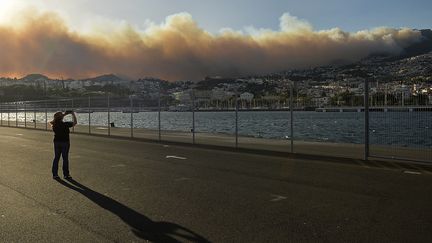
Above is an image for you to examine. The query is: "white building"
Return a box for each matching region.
[64,80,83,89]
[173,91,192,103]
[211,88,233,100]
[240,92,254,101]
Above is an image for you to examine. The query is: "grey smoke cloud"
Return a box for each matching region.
[0,10,423,80]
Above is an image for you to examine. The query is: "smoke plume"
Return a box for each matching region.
[0,10,423,80]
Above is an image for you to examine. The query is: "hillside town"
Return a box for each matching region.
[1,52,431,109]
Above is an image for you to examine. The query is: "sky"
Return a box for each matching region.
[0,0,430,80]
[2,0,430,33]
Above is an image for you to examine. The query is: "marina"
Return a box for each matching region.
[316,106,432,112]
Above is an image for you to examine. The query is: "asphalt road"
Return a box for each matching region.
[0,126,431,242]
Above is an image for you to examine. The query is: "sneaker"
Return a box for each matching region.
[53,175,60,179]
[64,175,72,180]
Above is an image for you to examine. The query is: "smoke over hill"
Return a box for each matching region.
[0,9,427,81]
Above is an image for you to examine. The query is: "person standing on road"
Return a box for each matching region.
[50,111,77,179]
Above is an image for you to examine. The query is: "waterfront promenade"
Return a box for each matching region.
[5,120,431,162]
[1,126,432,242]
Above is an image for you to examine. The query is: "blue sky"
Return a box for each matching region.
[32,0,432,32]
[2,0,430,32]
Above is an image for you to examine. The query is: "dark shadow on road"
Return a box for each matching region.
[55,178,210,243]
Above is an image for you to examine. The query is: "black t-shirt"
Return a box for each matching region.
[53,121,74,142]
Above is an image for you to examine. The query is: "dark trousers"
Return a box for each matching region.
[52,141,70,176]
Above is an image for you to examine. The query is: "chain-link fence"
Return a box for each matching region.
[368,85,432,163]
[0,80,430,163]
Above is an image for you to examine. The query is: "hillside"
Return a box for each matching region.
[400,29,432,58]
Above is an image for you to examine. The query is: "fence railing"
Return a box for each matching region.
[0,83,431,164]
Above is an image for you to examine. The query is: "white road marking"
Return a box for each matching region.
[270,194,287,202]
[163,145,170,148]
[403,170,421,175]
[166,155,187,160]
[16,134,23,136]
[175,177,191,181]
[111,164,126,168]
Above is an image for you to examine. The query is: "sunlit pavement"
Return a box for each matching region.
[0,126,432,242]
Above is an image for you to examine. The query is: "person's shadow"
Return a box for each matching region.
[55,178,210,243]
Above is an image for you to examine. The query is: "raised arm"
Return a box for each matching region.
[71,111,77,126]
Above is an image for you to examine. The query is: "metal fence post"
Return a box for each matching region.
[364,78,370,161]
[45,100,48,130]
[384,84,388,107]
[290,81,294,153]
[8,103,10,127]
[235,94,239,148]
[71,99,75,133]
[192,89,195,144]
[34,103,37,129]
[15,101,18,127]
[107,95,110,136]
[1,103,3,127]
[401,92,404,107]
[88,96,91,134]
[130,96,134,138]
[24,101,27,128]
[0,103,2,126]
[158,84,161,142]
